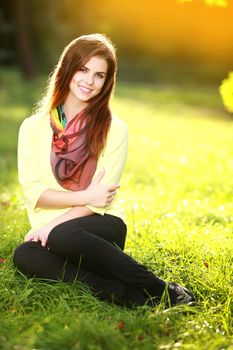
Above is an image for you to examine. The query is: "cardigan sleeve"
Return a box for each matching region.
[17,118,48,212]
[86,120,128,215]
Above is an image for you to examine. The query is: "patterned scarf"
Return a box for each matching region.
[50,105,97,191]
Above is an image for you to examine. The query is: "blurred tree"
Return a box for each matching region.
[0,0,14,65]
[0,0,36,78]
[11,0,36,78]
[21,0,100,71]
[1,0,232,86]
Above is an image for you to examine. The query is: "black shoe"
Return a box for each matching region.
[168,282,195,306]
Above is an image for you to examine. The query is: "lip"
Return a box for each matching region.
[78,85,93,94]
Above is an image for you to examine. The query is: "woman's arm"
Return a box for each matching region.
[25,205,94,247]
[86,118,128,215]
[36,170,119,209]
[18,118,118,212]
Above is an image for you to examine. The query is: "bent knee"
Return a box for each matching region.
[13,241,41,276]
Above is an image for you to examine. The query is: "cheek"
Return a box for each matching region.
[69,74,83,92]
[96,79,105,90]
[71,72,82,84]
[69,80,76,93]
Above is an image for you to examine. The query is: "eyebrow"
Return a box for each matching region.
[82,65,107,75]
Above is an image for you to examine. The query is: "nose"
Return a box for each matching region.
[85,73,94,85]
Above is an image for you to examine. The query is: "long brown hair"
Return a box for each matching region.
[38,33,117,158]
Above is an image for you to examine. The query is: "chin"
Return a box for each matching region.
[76,94,92,102]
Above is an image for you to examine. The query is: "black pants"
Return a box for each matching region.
[13,214,167,307]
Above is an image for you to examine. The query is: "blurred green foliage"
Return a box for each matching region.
[1,0,233,77]
[219,72,233,113]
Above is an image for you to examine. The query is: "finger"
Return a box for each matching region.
[41,237,47,247]
[25,234,33,241]
[107,194,114,202]
[92,169,105,183]
[109,190,117,196]
[108,184,120,191]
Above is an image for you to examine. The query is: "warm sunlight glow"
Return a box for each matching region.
[87,0,233,64]
[178,0,228,6]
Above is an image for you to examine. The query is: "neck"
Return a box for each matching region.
[63,93,88,122]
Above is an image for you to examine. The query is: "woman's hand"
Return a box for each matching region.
[25,224,52,248]
[85,169,120,207]
[24,206,94,249]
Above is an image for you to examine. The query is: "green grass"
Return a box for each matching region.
[0,68,233,349]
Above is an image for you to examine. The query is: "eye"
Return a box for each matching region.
[96,73,105,79]
[80,67,88,72]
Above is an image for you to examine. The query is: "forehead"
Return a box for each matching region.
[84,55,108,72]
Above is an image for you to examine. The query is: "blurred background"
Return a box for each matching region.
[1,0,233,85]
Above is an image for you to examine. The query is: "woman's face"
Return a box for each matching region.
[69,55,108,103]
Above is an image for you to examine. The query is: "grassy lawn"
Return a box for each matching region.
[0,69,233,350]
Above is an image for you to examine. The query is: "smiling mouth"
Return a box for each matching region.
[78,85,93,93]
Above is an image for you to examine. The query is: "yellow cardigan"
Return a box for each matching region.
[18,112,128,232]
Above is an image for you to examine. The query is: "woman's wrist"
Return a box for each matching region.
[72,189,88,206]
[36,188,89,209]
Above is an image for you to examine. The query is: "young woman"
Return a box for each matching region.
[13,33,194,308]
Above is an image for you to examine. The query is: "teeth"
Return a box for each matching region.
[79,85,92,93]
